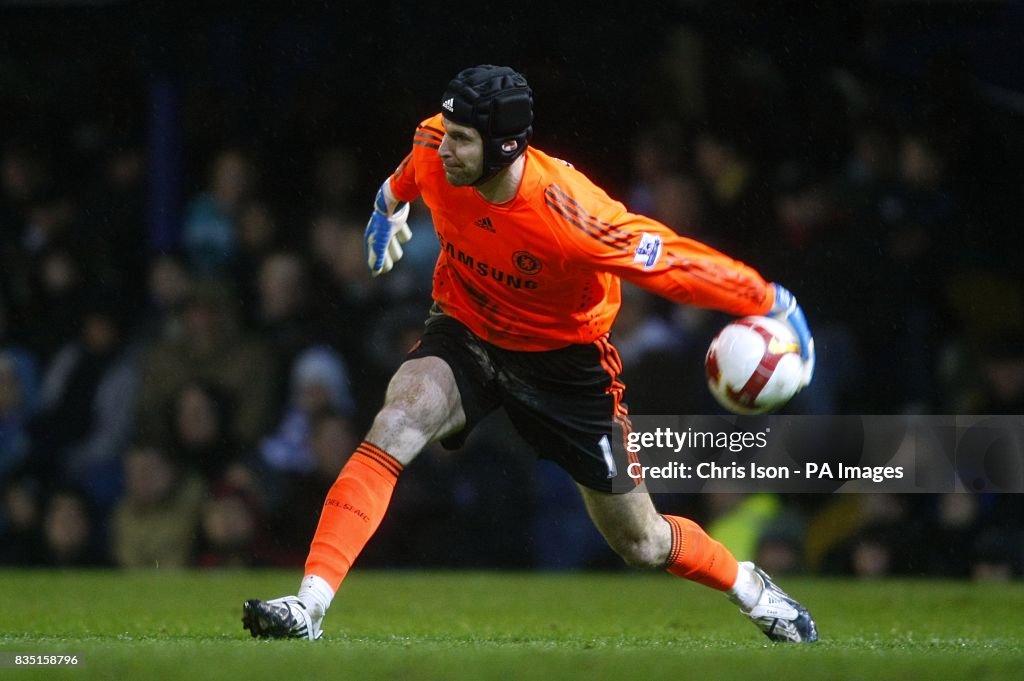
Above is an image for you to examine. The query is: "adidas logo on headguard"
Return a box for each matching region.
[442,98,455,112]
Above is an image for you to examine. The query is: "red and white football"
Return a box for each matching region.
[705,316,803,415]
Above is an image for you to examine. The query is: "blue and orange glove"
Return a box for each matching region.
[364,182,411,276]
[769,283,815,387]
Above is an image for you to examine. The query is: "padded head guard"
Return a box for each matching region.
[441,65,533,184]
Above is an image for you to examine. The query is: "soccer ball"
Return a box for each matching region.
[705,316,804,415]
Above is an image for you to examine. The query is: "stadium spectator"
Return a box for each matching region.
[0,477,43,564]
[970,527,1021,581]
[0,142,48,222]
[307,210,369,301]
[168,381,241,483]
[835,118,898,228]
[693,125,772,261]
[864,129,959,412]
[923,493,982,578]
[16,244,89,364]
[136,252,194,344]
[182,147,255,274]
[196,481,267,568]
[28,295,141,508]
[42,487,107,567]
[963,334,1024,414]
[754,521,806,577]
[253,250,328,403]
[0,145,47,331]
[138,278,277,449]
[110,443,206,569]
[80,136,148,308]
[237,200,281,264]
[812,494,924,578]
[230,200,283,316]
[259,345,354,477]
[706,493,785,570]
[624,124,685,217]
[0,349,37,480]
[649,172,705,239]
[306,210,388,374]
[765,163,865,414]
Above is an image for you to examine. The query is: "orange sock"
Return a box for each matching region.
[662,515,738,591]
[304,442,403,592]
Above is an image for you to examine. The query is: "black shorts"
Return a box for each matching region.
[406,313,638,493]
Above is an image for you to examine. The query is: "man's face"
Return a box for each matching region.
[439,118,484,186]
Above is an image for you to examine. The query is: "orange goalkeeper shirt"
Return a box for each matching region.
[389,114,775,351]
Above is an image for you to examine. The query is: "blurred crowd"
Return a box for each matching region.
[2,10,1024,579]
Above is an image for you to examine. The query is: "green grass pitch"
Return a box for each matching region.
[1,570,1022,680]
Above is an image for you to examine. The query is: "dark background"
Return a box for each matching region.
[2,1,1019,231]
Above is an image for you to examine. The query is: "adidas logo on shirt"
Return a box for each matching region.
[442,98,455,112]
[474,217,495,232]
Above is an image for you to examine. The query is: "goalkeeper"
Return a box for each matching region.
[243,65,817,643]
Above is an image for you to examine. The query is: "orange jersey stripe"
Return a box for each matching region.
[545,184,632,250]
[415,131,443,145]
